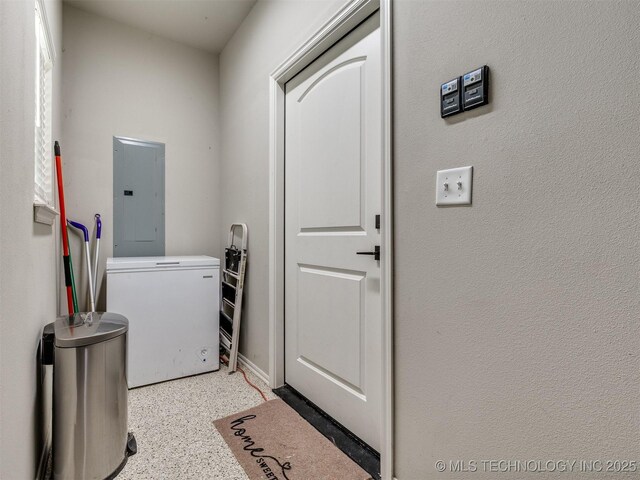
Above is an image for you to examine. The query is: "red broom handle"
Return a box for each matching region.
[54,141,74,314]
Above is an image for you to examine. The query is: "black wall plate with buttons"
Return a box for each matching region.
[462,65,489,111]
[440,77,462,118]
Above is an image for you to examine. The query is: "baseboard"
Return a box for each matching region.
[237,353,270,386]
[35,433,51,480]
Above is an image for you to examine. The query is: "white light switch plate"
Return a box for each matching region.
[436,166,473,206]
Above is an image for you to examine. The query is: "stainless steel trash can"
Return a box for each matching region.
[43,312,136,480]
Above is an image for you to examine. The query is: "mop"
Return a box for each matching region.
[67,220,96,312]
[54,141,77,315]
[68,247,79,314]
[92,214,102,301]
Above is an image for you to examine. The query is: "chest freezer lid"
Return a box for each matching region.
[106,255,220,271]
[54,312,128,348]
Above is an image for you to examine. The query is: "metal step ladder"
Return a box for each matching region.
[220,223,247,373]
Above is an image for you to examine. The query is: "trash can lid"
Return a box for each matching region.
[54,312,128,348]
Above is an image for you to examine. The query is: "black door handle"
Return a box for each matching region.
[356,245,380,261]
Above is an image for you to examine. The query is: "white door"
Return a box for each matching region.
[284,15,381,451]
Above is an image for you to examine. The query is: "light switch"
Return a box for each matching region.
[436,166,473,206]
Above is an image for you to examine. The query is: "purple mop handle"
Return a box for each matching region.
[68,220,89,242]
[95,214,102,239]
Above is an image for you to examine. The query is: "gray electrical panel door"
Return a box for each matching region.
[113,136,165,257]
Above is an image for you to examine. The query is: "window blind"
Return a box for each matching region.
[34,2,53,205]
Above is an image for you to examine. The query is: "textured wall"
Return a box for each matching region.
[62,5,221,311]
[0,0,62,477]
[393,1,640,478]
[219,0,349,373]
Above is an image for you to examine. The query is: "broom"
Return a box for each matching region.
[54,141,77,314]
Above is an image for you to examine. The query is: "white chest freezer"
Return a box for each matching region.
[106,255,220,388]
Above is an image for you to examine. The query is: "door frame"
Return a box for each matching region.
[267,0,394,478]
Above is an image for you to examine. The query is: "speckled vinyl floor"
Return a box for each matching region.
[118,364,277,480]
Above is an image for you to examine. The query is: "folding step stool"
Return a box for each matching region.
[220,223,247,373]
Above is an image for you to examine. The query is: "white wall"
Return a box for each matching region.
[62,5,221,310]
[219,0,349,373]
[393,1,640,478]
[0,0,62,477]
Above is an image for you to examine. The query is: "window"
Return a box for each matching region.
[34,0,57,224]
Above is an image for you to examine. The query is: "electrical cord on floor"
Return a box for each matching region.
[220,355,268,402]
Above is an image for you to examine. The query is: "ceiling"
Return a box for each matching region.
[65,0,257,53]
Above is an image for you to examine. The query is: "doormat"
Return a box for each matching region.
[214,399,372,480]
